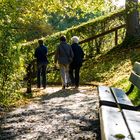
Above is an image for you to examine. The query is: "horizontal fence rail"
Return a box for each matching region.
[79,24,126,45]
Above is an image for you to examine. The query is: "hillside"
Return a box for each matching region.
[80,42,140,106]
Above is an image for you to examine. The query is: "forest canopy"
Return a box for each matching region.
[0,0,108,41]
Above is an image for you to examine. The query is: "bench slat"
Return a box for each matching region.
[123,109,140,140]
[111,87,134,108]
[98,86,117,107]
[100,106,131,140]
[133,62,140,76]
[129,71,140,90]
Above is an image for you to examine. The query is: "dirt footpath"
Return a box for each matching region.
[0,86,101,140]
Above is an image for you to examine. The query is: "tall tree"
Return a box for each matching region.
[125,0,139,37]
[46,0,104,31]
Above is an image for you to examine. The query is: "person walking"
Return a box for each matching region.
[35,39,48,89]
[69,36,84,89]
[54,36,74,89]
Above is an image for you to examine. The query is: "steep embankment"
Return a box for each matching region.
[80,42,140,105]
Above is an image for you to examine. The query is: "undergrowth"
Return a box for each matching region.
[80,44,140,106]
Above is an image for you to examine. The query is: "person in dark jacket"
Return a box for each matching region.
[69,36,84,89]
[54,36,74,89]
[35,40,48,89]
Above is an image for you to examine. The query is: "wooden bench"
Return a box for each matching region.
[98,62,140,140]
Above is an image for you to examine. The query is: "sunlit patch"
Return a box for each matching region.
[0,86,99,139]
[112,0,125,7]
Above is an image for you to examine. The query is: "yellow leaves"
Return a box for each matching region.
[46,0,104,14]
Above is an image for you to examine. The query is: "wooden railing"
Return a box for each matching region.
[79,24,126,45]
[26,24,126,93]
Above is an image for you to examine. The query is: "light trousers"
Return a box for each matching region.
[59,64,70,86]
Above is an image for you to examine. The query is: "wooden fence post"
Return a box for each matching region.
[115,29,118,46]
[26,63,32,93]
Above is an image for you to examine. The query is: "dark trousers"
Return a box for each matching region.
[69,67,80,87]
[37,63,47,88]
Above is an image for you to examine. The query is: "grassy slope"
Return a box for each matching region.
[80,44,140,106]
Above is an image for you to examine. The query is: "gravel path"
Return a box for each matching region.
[0,86,100,140]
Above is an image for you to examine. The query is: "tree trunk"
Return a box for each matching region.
[125,0,139,37]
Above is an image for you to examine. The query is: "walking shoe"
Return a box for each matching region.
[70,83,75,87]
[74,86,79,89]
[66,83,69,88]
[62,85,65,89]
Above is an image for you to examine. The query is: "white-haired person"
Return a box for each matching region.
[69,36,84,89]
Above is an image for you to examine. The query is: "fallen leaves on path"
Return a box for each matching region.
[0,86,100,140]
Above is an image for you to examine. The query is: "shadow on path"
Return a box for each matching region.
[41,88,80,101]
[0,86,100,140]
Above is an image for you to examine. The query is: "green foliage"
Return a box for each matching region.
[21,9,126,85]
[18,9,126,85]
[80,42,140,106]
[114,134,125,139]
[44,9,126,55]
[46,0,104,31]
[129,87,140,106]
[0,0,134,107]
[0,0,54,42]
